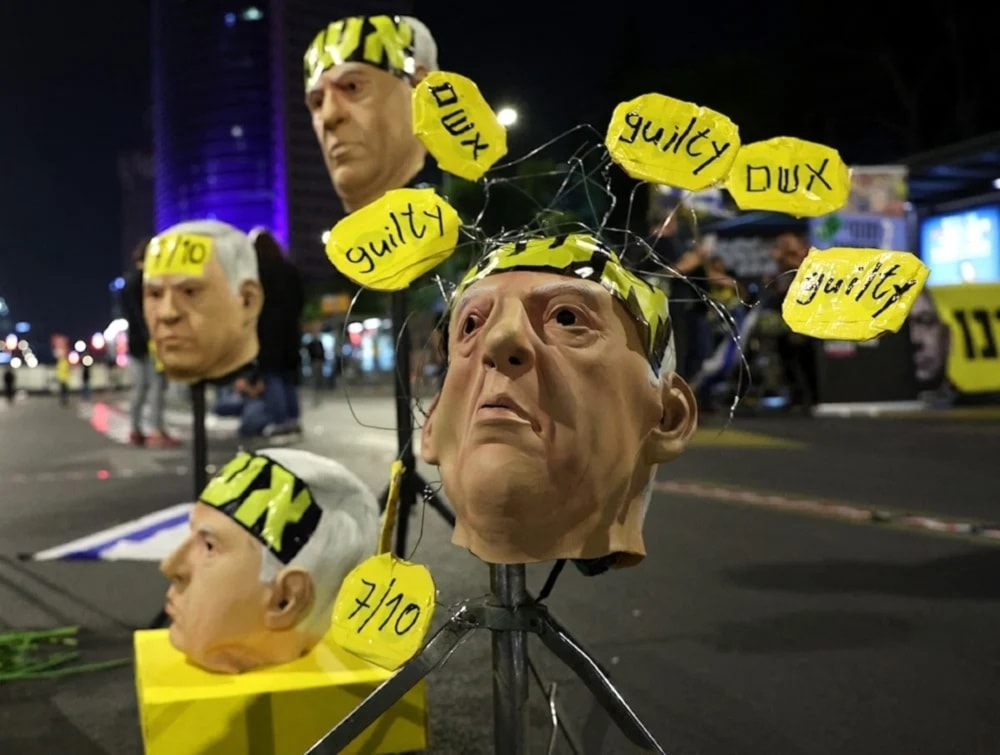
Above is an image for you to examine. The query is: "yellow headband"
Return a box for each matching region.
[199,452,320,564]
[303,15,415,91]
[452,234,673,375]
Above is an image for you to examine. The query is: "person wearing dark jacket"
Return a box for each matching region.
[121,239,179,446]
[237,228,306,437]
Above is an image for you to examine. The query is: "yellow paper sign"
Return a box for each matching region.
[325,188,460,291]
[923,283,1000,393]
[144,233,213,278]
[413,71,507,182]
[782,247,929,340]
[725,137,850,217]
[605,93,740,191]
[331,460,435,670]
[330,552,436,670]
[378,460,404,555]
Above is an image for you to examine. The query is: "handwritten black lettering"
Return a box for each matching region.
[805,158,832,192]
[794,261,920,321]
[357,577,394,632]
[429,80,490,162]
[746,165,770,192]
[350,578,423,637]
[618,111,731,176]
[742,158,834,197]
[460,131,489,160]
[348,579,377,620]
[151,237,207,272]
[428,82,458,108]
[441,109,474,136]
[778,166,799,194]
[378,593,404,631]
[343,201,448,274]
[394,604,421,635]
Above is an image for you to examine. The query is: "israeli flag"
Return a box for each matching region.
[27,503,192,562]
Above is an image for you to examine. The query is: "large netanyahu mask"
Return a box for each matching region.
[160,449,380,674]
[143,220,263,383]
[421,234,697,568]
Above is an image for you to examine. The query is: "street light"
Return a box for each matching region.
[497,106,518,128]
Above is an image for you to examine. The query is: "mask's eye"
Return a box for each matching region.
[554,308,577,326]
[463,314,479,334]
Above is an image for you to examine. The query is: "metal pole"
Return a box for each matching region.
[190,381,208,498]
[491,563,530,754]
[389,290,417,557]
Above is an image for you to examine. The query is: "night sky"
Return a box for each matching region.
[1,1,996,349]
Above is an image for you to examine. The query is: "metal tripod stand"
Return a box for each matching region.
[378,289,454,556]
[306,563,666,754]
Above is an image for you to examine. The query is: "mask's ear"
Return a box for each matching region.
[265,567,314,631]
[643,372,697,464]
[239,279,264,323]
[410,65,430,87]
[420,392,441,465]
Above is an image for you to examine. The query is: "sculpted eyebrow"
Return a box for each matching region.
[526,282,602,310]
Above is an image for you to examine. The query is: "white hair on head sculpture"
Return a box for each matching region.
[254,448,380,638]
[401,16,439,72]
[159,447,381,674]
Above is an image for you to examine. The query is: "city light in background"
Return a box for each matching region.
[496,106,518,128]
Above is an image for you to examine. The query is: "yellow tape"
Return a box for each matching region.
[725,137,850,217]
[199,452,320,564]
[453,233,672,374]
[782,247,929,340]
[144,233,213,279]
[304,15,414,91]
[324,187,461,291]
[605,93,740,191]
[378,461,404,555]
[924,283,1000,393]
[331,552,436,671]
[412,71,507,181]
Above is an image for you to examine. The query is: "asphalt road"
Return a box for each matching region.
[1,390,998,755]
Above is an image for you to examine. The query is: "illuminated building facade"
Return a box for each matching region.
[151,0,413,278]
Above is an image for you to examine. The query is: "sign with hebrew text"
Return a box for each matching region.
[413,71,507,181]
[725,137,850,217]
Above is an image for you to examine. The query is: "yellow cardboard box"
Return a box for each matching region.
[134,629,427,754]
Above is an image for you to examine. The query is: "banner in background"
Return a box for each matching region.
[808,165,920,405]
[809,213,908,252]
[712,236,776,281]
[809,164,909,251]
[915,283,1000,394]
[838,165,909,217]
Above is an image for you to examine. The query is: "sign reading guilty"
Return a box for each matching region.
[782,248,929,340]
[726,137,850,217]
[324,187,461,291]
[413,71,507,182]
[605,93,740,191]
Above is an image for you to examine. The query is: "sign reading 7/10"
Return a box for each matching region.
[144,233,213,278]
[330,552,436,670]
[349,576,422,636]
